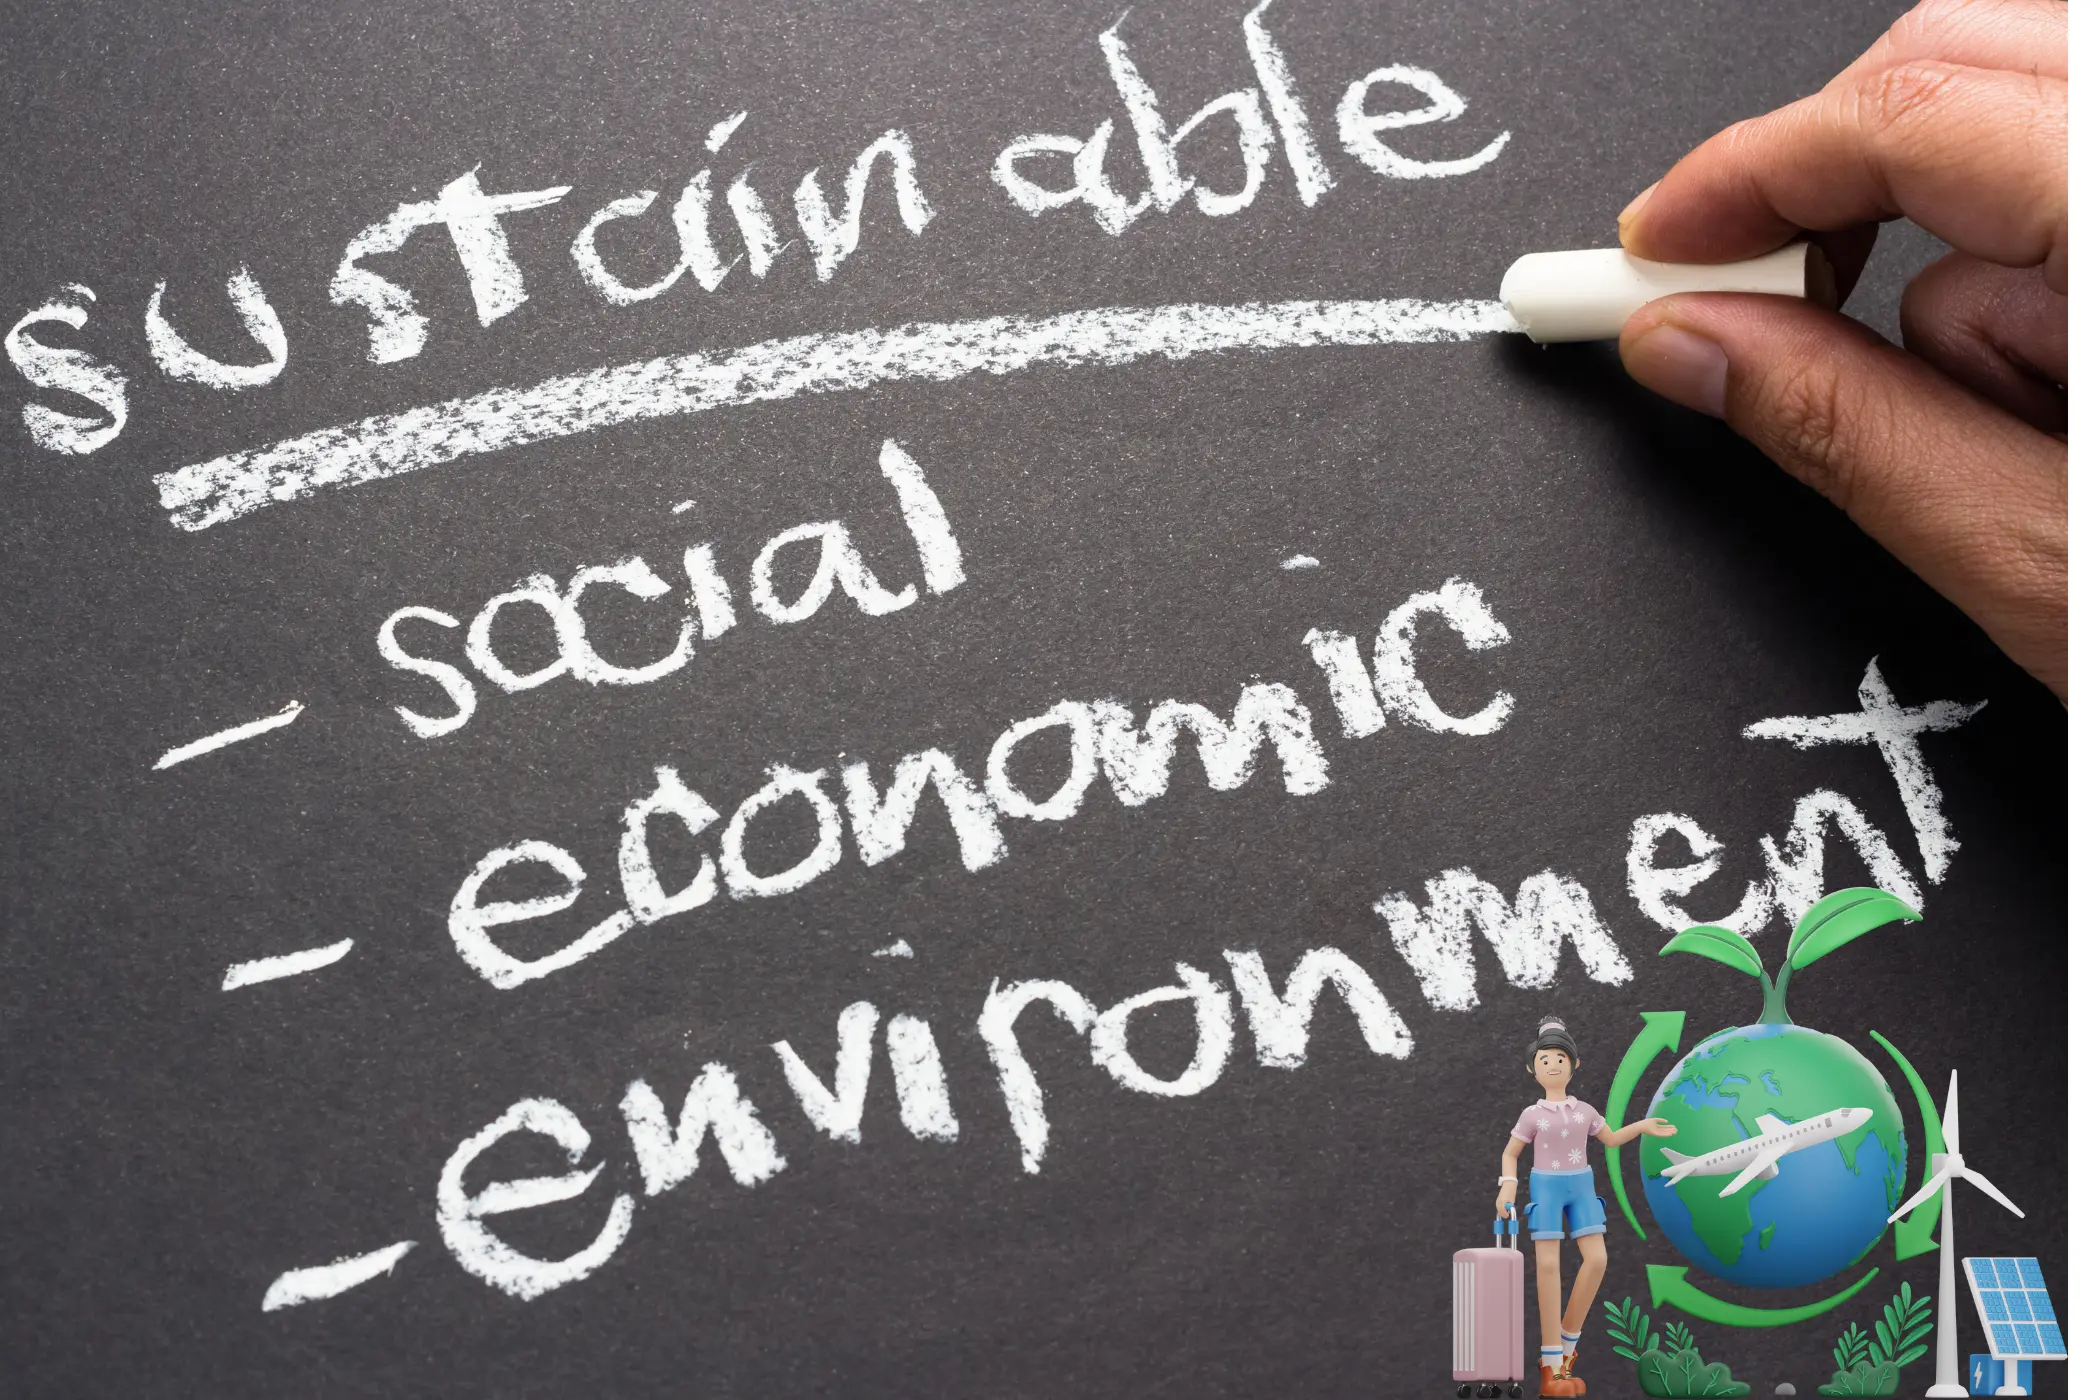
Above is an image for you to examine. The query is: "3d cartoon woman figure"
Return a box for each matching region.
[1494,1016,1676,1397]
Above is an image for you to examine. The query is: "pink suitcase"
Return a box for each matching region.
[1451,1211,1526,1398]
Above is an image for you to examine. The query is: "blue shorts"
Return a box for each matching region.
[1525,1167,1607,1240]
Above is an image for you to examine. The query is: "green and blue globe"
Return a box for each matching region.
[1637,1022,1907,1290]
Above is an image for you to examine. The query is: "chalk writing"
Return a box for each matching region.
[377,441,955,739]
[445,578,1514,988]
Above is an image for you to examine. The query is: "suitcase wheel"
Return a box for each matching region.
[1456,1388,1472,1399]
[1508,1386,1522,1398]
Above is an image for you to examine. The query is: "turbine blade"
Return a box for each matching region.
[1942,1070,1960,1154]
[1959,1168,2026,1220]
[1889,1167,1954,1223]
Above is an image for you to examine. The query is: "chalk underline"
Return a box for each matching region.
[154,296,1517,532]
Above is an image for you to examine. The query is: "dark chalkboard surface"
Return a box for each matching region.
[0,1,2065,1395]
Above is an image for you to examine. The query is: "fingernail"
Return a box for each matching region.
[1617,181,1657,235]
[1622,325,1729,418]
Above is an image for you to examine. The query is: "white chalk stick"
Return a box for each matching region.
[1499,243,1833,343]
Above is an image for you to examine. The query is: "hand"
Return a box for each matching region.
[1639,1118,1678,1139]
[1616,0,2066,699]
[1495,1181,1518,1217]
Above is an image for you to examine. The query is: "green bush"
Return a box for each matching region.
[1635,1347,1753,1397]
[1604,1298,1752,1398]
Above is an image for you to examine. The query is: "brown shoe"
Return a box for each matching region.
[1556,1351,1586,1396]
[1537,1361,1579,1397]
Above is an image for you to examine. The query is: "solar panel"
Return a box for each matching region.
[1964,1257,2068,1361]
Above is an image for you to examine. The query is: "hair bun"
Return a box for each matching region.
[1538,1016,1566,1034]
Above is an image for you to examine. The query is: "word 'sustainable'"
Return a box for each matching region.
[6,1,1510,466]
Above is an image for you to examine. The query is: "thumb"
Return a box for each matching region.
[1619,294,2066,697]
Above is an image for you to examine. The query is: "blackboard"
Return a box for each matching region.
[0,1,2065,1395]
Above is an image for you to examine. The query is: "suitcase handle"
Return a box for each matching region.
[1494,1207,1520,1246]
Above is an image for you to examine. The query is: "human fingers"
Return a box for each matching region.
[1620,293,2066,697]
[1900,251,2067,433]
[1832,0,2066,85]
[1619,63,2067,290]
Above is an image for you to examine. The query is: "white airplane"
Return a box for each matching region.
[1659,1106,1875,1198]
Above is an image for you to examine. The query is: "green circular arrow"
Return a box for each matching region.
[1648,1264,1880,1328]
[1604,1011,1685,1240]
[1869,1030,1947,1262]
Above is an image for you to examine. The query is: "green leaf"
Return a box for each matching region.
[1668,1350,1700,1392]
[1894,1344,1927,1368]
[1785,888,1920,972]
[1696,1367,1751,1399]
[1661,924,1765,979]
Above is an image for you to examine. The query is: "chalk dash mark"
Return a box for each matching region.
[222,938,355,991]
[154,700,304,769]
[262,1241,416,1312]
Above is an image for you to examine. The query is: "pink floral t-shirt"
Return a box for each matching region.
[1511,1097,1605,1171]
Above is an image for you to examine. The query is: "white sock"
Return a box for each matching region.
[1561,1330,1581,1352]
[1540,1345,1562,1368]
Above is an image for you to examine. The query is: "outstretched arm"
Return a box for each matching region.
[1599,1117,1677,1149]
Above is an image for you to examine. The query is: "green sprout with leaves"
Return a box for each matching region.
[1606,1296,1656,1360]
[1818,1282,1933,1397]
[1660,888,1921,1024]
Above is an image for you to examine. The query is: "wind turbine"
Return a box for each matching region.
[1888,1070,2026,1397]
